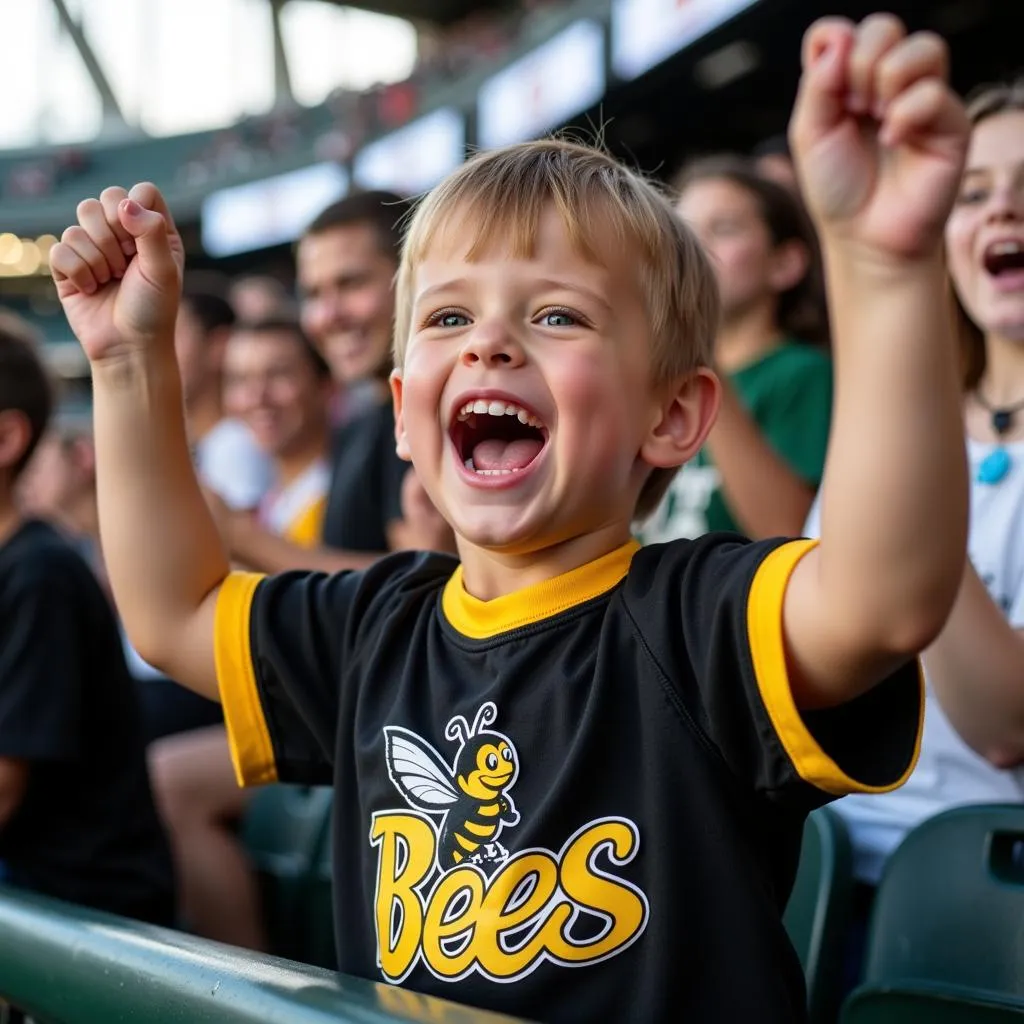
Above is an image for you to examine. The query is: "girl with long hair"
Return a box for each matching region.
[643,156,832,541]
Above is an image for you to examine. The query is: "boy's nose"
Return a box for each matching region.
[460,323,525,368]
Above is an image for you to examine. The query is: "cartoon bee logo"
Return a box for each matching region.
[384,702,520,873]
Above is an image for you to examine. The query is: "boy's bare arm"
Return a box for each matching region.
[50,185,227,701]
[781,15,970,709]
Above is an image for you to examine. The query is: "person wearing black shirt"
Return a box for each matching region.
[0,326,174,925]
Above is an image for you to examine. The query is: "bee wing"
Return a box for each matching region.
[384,727,459,811]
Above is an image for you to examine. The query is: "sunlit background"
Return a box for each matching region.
[1,0,416,146]
[1,0,1020,387]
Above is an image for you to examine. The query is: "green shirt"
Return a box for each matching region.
[642,342,833,540]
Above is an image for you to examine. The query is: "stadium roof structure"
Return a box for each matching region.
[315,0,514,26]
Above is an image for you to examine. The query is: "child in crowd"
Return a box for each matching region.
[0,326,175,925]
[51,15,969,1023]
[643,155,831,541]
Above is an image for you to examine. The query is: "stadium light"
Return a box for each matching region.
[0,234,23,266]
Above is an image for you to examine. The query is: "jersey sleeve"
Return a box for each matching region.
[759,355,833,486]
[626,536,923,811]
[214,569,359,787]
[0,581,84,761]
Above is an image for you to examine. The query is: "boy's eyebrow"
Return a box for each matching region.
[414,277,613,315]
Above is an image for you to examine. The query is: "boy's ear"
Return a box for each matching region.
[641,368,721,470]
[768,239,809,295]
[0,410,32,475]
[389,369,412,462]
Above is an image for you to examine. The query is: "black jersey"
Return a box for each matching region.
[0,521,175,924]
[214,534,921,1023]
[321,398,406,553]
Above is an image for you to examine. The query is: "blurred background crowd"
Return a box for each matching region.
[1,0,1024,1020]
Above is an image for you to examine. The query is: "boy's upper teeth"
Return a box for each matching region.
[457,399,542,427]
[991,241,1023,255]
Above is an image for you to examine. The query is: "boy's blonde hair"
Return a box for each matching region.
[394,138,720,519]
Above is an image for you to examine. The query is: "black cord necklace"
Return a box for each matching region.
[974,392,1024,437]
[974,392,1024,484]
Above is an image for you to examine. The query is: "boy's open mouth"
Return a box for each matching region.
[450,398,548,477]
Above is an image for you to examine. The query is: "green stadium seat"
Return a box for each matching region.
[840,804,1024,1022]
[304,822,337,970]
[842,982,1024,1022]
[783,806,854,1024]
[241,784,332,963]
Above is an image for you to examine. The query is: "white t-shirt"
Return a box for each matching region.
[194,418,273,511]
[804,437,1024,882]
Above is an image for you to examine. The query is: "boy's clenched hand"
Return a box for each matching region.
[790,14,970,262]
[50,183,183,365]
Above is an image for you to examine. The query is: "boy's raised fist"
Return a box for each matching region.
[50,183,183,365]
[789,13,970,261]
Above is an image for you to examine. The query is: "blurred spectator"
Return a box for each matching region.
[18,413,98,570]
[175,280,273,510]
[151,318,333,953]
[751,135,799,193]
[224,318,333,545]
[4,148,91,200]
[229,275,295,323]
[642,155,831,542]
[217,189,453,571]
[0,323,175,926]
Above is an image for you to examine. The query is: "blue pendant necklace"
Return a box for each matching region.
[974,392,1024,485]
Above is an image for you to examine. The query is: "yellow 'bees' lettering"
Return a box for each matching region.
[371,813,434,979]
[371,813,648,983]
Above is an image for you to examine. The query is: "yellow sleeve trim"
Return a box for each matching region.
[214,571,279,787]
[747,540,924,797]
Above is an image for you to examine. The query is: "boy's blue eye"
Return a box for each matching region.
[435,312,469,328]
[542,311,576,327]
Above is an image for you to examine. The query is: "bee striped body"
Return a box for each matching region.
[442,799,503,867]
[384,703,520,876]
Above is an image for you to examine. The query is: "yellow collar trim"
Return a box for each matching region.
[442,540,640,640]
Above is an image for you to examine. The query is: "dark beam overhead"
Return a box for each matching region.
[314,0,514,26]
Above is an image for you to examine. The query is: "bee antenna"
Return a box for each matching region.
[471,702,498,736]
[444,716,470,744]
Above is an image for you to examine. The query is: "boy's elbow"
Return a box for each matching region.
[876,595,956,661]
[125,607,208,679]
[125,622,175,677]
[876,561,965,658]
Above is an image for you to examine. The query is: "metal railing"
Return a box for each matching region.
[0,886,530,1024]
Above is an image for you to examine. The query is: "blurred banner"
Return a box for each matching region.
[201,162,350,257]
[477,20,606,150]
[612,0,761,80]
[353,107,466,196]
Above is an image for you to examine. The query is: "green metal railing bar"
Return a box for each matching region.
[0,886,532,1024]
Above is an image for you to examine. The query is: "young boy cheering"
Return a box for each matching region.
[50,15,969,1023]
